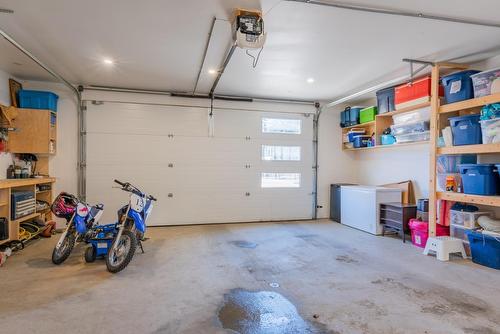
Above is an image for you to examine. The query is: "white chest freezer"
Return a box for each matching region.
[341,185,402,235]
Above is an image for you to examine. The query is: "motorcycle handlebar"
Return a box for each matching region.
[114,180,157,201]
[114,179,126,187]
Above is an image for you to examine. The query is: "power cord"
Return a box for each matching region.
[246,47,264,68]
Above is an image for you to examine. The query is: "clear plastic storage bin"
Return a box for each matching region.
[449,210,492,229]
[395,131,430,143]
[480,119,500,144]
[392,106,431,125]
[390,121,429,136]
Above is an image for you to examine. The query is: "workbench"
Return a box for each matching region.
[0,177,56,246]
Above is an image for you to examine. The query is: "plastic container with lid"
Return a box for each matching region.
[390,121,429,136]
[471,67,500,98]
[459,163,498,196]
[480,118,500,144]
[376,86,395,114]
[449,114,482,146]
[394,131,430,144]
[408,219,450,248]
[353,135,372,148]
[392,106,431,125]
[450,210,492,229]
[467,230,500,270]
[441,70,480,104]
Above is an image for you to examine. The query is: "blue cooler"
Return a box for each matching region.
[459,163,498,195]
[353,135,371,148]
[441,70,480,104]
[467,230,500,270]
[449,114,482,146]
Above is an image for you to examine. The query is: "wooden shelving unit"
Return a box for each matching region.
[428,63,500,236]
[0,178,55,246]
[342,103,431,151]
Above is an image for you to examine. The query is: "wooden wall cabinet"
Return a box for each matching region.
[7,108,57,154]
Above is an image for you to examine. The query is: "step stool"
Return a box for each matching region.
[423,236,467,261]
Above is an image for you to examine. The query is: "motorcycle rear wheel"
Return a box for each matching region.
[105,230,137,273]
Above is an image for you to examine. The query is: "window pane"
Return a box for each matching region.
[262,118,301,134]
[262,145,301,161]
[261,173,301,188]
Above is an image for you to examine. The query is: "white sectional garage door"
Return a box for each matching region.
[85,101,314,226]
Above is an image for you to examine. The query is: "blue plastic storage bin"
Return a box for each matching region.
[347,107,363,126]
[459,163,498,195]
[380,134,396,145]
[441,70,480,104]
[376,86,395,114]
[449,114,482,146]
[467,230,500,270]
[18,90,59,112]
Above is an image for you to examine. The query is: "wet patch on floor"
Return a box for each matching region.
[463,327,500,334]
[25,257,55,268]
[218,289,333,334]
[231,240,258,249]
[335,255,358,264]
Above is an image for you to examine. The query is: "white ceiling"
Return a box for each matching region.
[0,0,500,101]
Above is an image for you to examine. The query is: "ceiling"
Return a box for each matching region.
[0,0,500,102]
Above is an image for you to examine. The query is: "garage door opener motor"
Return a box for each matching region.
[233,9,266,49]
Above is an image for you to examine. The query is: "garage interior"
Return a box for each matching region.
[0,1,499,334]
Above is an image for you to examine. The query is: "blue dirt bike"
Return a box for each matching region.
[104,180,156,273]
[51,192,104,265]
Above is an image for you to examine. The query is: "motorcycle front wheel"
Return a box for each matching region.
[105,230,137,273]
[52,232,76,265]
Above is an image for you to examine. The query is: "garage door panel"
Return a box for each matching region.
[86,102,313,226]
[87,102,208,136]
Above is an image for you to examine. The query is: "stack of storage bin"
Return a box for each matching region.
[391,106,431,143]
[449,206,492,256]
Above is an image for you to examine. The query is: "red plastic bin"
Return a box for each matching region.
[408,219,450,248]
[395,76,443,109]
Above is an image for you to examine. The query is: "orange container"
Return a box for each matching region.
[395,76,443,109]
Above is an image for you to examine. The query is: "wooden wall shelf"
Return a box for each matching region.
[437,143,500,155]
[341,102,431,151]
[437,191,500,207]
[343,141,429,152]
[439,92,500,114]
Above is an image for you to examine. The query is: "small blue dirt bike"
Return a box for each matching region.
[51,192,104,265]
[104,180,157,273]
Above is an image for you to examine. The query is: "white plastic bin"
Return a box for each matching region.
[450,210,492,229]
[392,106,430,125]
[480,119,500,144]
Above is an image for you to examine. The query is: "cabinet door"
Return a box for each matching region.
[8,109,51,154]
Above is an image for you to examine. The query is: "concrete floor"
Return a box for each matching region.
[0,220,499,334]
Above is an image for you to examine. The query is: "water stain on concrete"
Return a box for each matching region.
[335,255,358,264]
[231,240,258,249]
[218,289,333,334]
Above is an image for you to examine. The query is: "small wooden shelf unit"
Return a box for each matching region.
[342,102,431,151]
[0,178,56,246]
[428,63,500,236]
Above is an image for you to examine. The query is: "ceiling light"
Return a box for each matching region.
[307,78,315,84]
[208,69,218,75]
[103,58,114,65]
